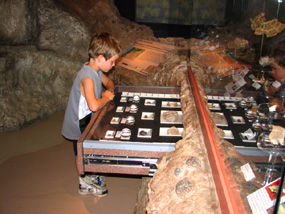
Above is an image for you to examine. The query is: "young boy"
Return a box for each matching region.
[62,33,121,197]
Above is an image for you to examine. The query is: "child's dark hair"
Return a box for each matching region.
[270,41,285,68]
[88,33,121,60]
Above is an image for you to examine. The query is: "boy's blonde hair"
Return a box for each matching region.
[88,33,121,60]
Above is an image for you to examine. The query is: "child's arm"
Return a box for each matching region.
[102,73,115,93]
[81,77,114,112]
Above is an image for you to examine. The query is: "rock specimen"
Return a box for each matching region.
[162,111,179,123]
[269,126,285,145]
[167,126,180,135]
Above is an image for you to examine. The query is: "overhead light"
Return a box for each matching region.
[278,0,282,3]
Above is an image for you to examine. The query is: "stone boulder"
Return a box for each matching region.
[37,0,91,61]
[0,46,81,132]
[0,0,91,132]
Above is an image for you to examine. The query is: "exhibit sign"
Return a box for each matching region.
[247,177,285,213]
[117,40,178,74]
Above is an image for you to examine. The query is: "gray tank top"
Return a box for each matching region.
[62,63,102,140]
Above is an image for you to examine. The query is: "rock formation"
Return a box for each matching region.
[133,47,264,213]
[0,0,154,132]
[0,0,91,131]
[146,57,222,213]
[0,0,281,213]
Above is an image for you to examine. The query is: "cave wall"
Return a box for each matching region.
[0,0,154,132]
[0,0,91,131]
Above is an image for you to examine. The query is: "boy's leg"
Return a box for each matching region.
[72,139,107,196]
[76,113,107,196]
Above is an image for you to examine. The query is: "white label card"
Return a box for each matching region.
[241,163,256,182]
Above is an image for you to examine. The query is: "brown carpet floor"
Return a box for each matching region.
[0,111,142,214]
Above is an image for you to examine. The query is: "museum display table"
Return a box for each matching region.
[76,85,183,176]
[76,85,285,176]
[204,88,285,156]
[75,70,284,214]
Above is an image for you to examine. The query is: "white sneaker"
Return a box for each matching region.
[78,184,108,197]
[81,175,106,189]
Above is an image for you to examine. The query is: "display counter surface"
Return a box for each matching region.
[76,85,183,176]
[89,87,183,143]
[205,88,285,156]
[77,85,285,177]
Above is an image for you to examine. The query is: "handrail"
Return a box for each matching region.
[187,66,247,214]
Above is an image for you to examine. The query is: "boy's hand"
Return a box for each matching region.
[102,90,115,101]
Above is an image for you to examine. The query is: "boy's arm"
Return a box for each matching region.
[81,77,113,112]
[102,73,115,93]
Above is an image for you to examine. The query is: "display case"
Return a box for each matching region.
[204,88,285,157]
[76,72,285,213]
[76,85,183,176]
[188,66,285,213]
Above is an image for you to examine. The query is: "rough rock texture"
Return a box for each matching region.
[0,0,91,131]
[0,46,81,131]
[37,0,91,62]
[146,64,221,213]
[134,177,151,214]
[0,0,154,132]
[0,0,31,45]
[58,0,155,52]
